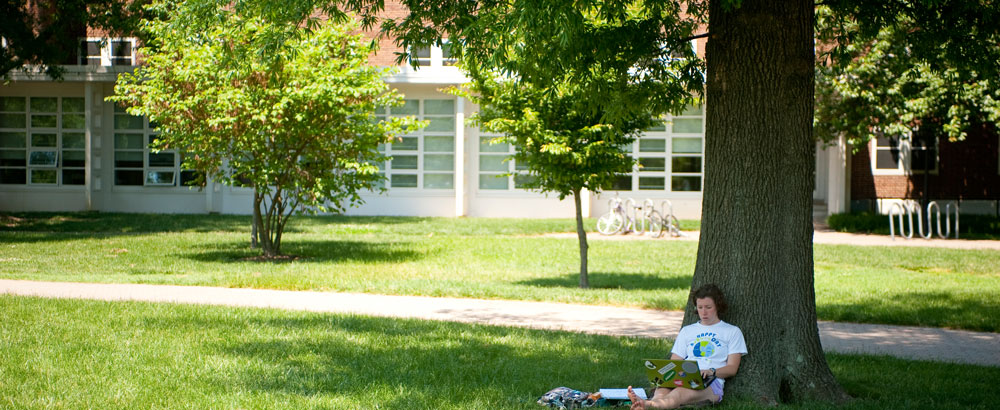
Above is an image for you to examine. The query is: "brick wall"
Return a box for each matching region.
[851,123,1000,200]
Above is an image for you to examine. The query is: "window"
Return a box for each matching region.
[871,130,938,174]
[79,38,136,66]
[476,134,533,190]
[409,39,458,67]
[376,99,456,190]
[0,96,86,186]
[113,105,198,187]
[612,105,704,192]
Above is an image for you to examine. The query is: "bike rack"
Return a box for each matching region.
[889,200,959,240]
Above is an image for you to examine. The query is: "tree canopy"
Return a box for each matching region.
[816,1,1000,145]
[1,0,152,79]
[110,0,418,257]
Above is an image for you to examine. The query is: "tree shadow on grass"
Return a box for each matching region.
[818,290,1000,333]
[187,314,652,408]
[517,272,691,291]
[179,239,426,264]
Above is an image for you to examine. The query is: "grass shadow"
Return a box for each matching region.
[818,290,1000,333]
[517,272,691,290]
[179,239,425,264]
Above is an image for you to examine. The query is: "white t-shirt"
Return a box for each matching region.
[670,320,748,387]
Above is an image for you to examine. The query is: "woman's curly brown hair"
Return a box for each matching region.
[690,283,729,317]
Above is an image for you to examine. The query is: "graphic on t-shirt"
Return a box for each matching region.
[689,332,723,358]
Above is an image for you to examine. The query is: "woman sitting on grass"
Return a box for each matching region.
[627,283,748,409]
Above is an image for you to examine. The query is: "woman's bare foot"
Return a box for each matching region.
[627,386,646,410]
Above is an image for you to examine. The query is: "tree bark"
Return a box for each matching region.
[689,0,850,404]
[573,187,589,288]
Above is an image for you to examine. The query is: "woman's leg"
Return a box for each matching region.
[628,386,718,409]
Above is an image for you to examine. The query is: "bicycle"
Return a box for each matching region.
[637,199,664,238]
[597,197,628,235]
[660,200,684,237]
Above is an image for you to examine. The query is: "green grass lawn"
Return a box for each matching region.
[1,212,998,332]
[1,295,996,410]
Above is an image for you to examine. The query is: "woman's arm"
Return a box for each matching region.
[670,353,684,360]
[713,353,742,379]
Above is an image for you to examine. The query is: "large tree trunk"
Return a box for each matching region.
[689,0,850,404]
[573,187,589,288]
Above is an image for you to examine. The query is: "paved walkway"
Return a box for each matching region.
[2,279,998,367]
[542,229,1000,250]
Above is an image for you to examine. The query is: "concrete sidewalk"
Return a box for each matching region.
[3,279,998,367]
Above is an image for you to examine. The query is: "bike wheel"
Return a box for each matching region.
[597,212,624,235]
[666,214,681,237]
[647,211,664,238]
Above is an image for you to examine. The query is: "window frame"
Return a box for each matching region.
[0,96,87,187]
[408,39,458,68]
[378,98,458,191]
[78,37,137,66]
[112,105,196,188]
[609,105,705,193]
[870,132,939,176]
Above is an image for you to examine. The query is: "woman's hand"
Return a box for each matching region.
[700,368,715,380]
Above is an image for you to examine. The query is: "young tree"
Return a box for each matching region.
[369,0,704,288]
[111,0,417,258]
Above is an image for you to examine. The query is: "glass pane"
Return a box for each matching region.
[148,152,175,167]
[514,159,528,171]
[875,136,899,148]
[479,174,508,190]
[0,132,26,148]
[115,170,143,185]
[513,174,537,189]
[28,151,57,166]
[62,133,85,149]
[62,97,85,113]
[412,46,431,58]
[62,114,86,129]
[672,137,702,154]
[0,113,26,128]
[0,97,26,112]
[114,151,143,168]
[424,99,455,115]
[424,135,454,152]
[911,149,937,170]
[639,157,666,172]
[62,169,85,185]
[672,157,702,173]
[645,122,666,132]
[639,139,666,152]
[31,115,57,128]
[638,176,665,190]
[672,176,701,191]
[0,149,26,166]
[423,154,454,171]
[479,136,509,152]
[30,97,58,112]
[112,57,132,66]
[30,169,57,184]
[146,171,175,185]
[115,133,144,149]
[393,100,419,115]
[0,168,26,184]
[62,150,86,167]
[392,137,418,151]
[680,104,703,116]
[115,114,145,130]
[180,170,202,186]
[610,175,632,191]
[423,173,453,189]
[425,117,455,132]
[82,41,101,56]
[875,149,900,169]
[111,41,131,57]
[31,133,57,147]
[479,155,508,172]
[390,174,417,188]
[390,155,418,170]
[672,118,702,133]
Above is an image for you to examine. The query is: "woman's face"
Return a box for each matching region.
[696,297,719,324]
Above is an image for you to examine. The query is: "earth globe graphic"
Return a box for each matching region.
[693,341,715,357]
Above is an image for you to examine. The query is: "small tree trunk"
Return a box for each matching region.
[253,187,278,258]
[573,187,589,288]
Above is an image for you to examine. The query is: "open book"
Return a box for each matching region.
[598,388,648,401]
